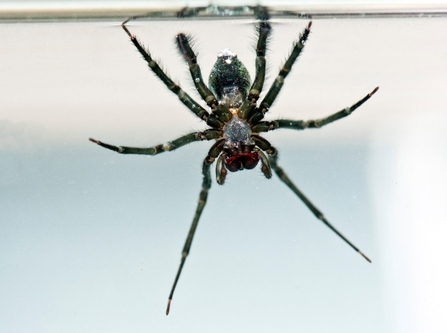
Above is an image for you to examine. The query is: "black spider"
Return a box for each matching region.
[90,14,378,315]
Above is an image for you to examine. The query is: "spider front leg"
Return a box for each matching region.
[121,20,210,122]
[166,139,225,315]
[89,129,221,155]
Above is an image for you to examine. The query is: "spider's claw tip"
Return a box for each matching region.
[122,15,138,26]
[370,86,379,96]
[358,250,372,263]
[166,299,172,315]
[89,138,99,144]
[121,21,133,38]
[307,21,313,29]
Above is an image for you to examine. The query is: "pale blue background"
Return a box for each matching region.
[1,13,446,333]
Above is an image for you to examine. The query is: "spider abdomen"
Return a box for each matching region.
[208,48,251,106]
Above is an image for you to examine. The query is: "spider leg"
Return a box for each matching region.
[248,20,272,103]
[121,21,210,123]
[166,139,225,315]
[89,129,221,155]
[215,153,227,184]
[252,134,371,263]
[251,87,379,133]
[175,34,218,109]
[239,18,272,120]
[254,147,272,179]
[248,21,312,124]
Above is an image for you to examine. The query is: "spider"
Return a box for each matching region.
[89,14,378,315]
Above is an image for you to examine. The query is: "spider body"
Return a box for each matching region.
[89,14,378,315]
[208,48,260,176]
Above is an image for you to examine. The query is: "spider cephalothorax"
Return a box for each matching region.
[89,12,378,315]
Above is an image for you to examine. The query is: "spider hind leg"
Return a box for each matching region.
[166,139,225,315]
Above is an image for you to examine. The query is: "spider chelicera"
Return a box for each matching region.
[90,14,378,315]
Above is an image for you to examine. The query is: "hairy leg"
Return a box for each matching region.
[166,139,225,315]
[251,87,379,133]
[89,129,221,155]
[121,20,210,122]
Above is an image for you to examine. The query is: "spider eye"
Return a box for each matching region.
[224,152,259,172]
